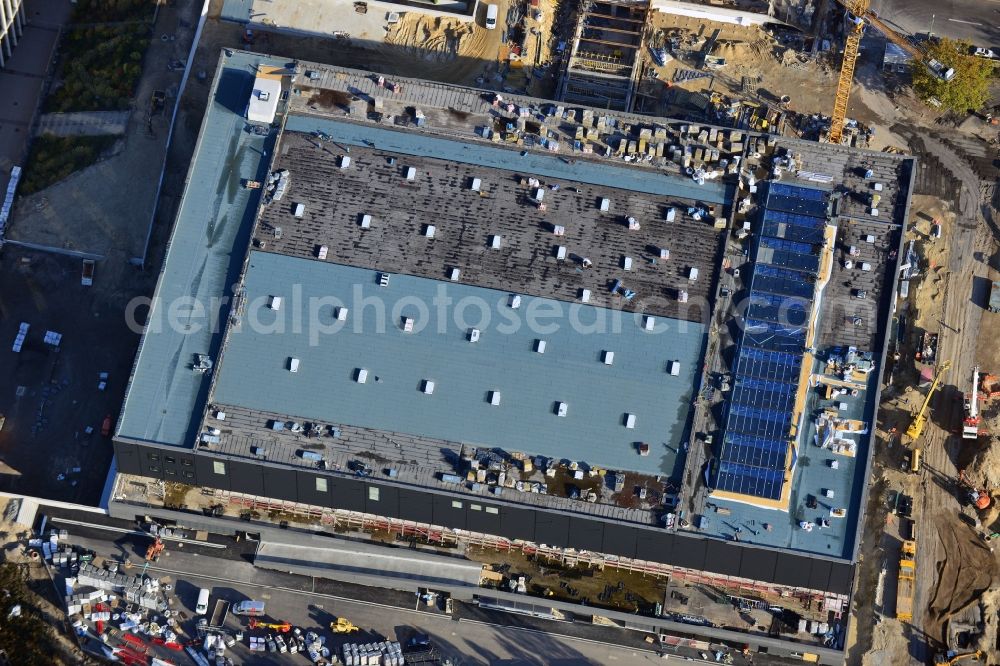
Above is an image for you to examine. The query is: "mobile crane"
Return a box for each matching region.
[905,360,951,442]
[962,366,981,440]
[248,618,292,633]
[829,0,955,143]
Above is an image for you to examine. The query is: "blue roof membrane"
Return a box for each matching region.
[283,115,733,205]
[211,253,707,476]
[117,51,287,447]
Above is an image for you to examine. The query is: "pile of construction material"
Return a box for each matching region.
[342,640,405,665]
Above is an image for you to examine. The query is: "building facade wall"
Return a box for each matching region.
[0,0,25,68]
[112,440,856,596]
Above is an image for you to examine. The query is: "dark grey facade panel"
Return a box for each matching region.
[635,531,671,562]
[261,466,298,502]
[115,443,142,476]
[500,506,537,540]
[330,475,365,511]
[602,523,638,559]
[367,482,400,518]
[738,548,778,583]
[397,487,434,523]
[111,445,856,595]
[671,537,708,570]
[432,493,467,530]
[808,559,833,592]
[465,504,501,534]
[229,459,265,497]
[773,553,813,589]
[535,513,570,548]
[569,517,605,552]
[706,541,741,576]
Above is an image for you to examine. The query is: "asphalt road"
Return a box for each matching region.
[869,0,1000,47]
[55,525,716,666]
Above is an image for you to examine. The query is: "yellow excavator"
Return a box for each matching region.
[331,617,360,634]
[905,359,951,441]
[934,650,982,665]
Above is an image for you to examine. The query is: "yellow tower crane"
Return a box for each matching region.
[829,1,944,143]
[905,359,952,441]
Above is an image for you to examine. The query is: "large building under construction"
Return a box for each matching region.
[109,50,914,663]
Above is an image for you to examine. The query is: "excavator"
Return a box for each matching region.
[934,650,982,665]
[905,360,951,442]
[330,617,360,634]
[829,0,955,143]
[249,618,292,633]
[145,537,164,562]
[958,470,991,511]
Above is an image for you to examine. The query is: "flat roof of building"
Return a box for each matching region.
[211,253,705,476]
[117,51,287,448]
[258,129,725,321]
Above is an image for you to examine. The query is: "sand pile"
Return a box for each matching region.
[386,14,474,60]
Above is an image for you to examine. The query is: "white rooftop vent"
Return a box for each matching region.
[555,402,568,417]
[450,267,461,281]
[422,379,435,394]
[623,256,633,271]
[603,351,614,365]
[534,188,545,201]
[668,360,681,376]
[509,294,521,309]
[535,339,546,353]
[289,357,300,373]
[405,167,416,180]
[864,234,875,243]
[678,290,689,303]
[688,267,699,281]
[378,272,390,287]
[316,245,328,260]
[402,316,414,332]
[360,214,372,229]
[339,155,351,169]
[355,368,368,383]
[424,224,436,238]
[489,390,501,406]
[552,224,565,236]
[269,295,282,310]
[489,235,502,249]
[599,197,610,211]
[335,307,348,321]
[555,245,567,260]
[468,328,480,342]
[626,216,640,230]
[874,182,883,191]
[665,207,676,222]
[470,178,482,191]
[624,413,636,429]
[659,248,670,260]
[293,203,305,218]
[643,315,655,331]
[580,289,591,303]
[871,208,879,216]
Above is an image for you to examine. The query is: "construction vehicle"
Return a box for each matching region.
[895,539,916,622]
[829,0,954,143]
[330,617,360,634]
[81,259,95,286]
[145,537,164,562]
[962,366,981,440]
[934,650,983,665]
[958,470,991,511]
[916,332,938,364]
[248,618,291,633]
[980,371,1000,400]
[905,360,951,441]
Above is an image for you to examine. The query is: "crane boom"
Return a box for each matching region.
[830,0,869,144]
[906,359,951,441]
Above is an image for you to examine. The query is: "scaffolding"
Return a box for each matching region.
[212,488,848,616]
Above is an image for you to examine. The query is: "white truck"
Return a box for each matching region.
[81,259,95,286]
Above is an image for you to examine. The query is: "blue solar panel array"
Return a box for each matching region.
[712,183,829,500]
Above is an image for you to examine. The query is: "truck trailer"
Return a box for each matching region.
[895,540,916,622]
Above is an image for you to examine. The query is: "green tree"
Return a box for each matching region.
[911,38,993,112]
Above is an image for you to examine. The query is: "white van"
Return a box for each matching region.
[485,3,498,29]
[196,588,210,615]
[233,600,266,616]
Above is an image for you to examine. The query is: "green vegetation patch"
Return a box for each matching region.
[21,134,119,195]
[0,563,71,666]
[70,0,156,24]
[47,22,151,112]
[912,38,994,113]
